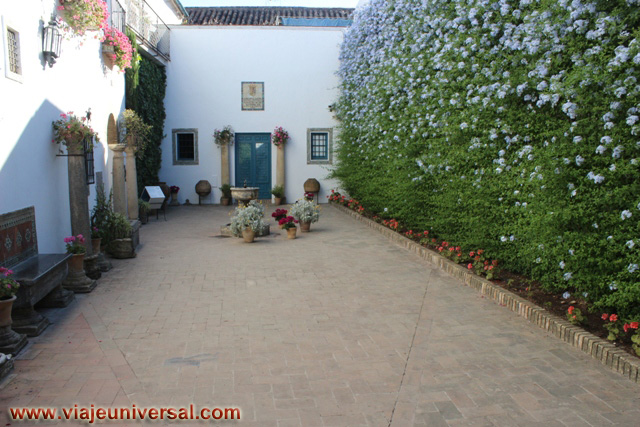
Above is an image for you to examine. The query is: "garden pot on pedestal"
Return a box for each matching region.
[63,253,97,293]
[0,296,27,355]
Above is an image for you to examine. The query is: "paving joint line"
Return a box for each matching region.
[330,203,640,385]
[387,261,432,427]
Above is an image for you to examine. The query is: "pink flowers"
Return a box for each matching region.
[610,314,618,322]
[568,306,575,315]
[64,234,87,255]
[272,208,288,222]
[271,126,290,147]
[101,26,133,70]
[278,216,298,230]
[0,267,14,277]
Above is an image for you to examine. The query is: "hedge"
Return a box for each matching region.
[333,0,640,320]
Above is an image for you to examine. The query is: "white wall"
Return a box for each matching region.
[161,25,342,205]
[0,1,125,253]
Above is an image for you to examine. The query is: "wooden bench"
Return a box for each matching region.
[0,207,74,340]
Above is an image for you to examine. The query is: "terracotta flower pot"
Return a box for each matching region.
[67,253,86,274]
[242,228,255,243]
[0,296,16,328]
[300,221,311,232]
[91,238,101,255]
[220,197,230,206]
[286,227,297,239]
[274,197,282,206]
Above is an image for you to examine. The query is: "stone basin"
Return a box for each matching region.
[230,187,259,206]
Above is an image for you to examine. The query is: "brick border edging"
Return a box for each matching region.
[330,203,640,384]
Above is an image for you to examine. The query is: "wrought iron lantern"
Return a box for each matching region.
[42,17,61,68]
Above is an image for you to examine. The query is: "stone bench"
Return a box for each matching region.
[0,207,74,342]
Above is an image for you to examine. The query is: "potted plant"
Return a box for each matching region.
[290,198,320,232]
[106,213,135,258]
[229,200,265,243]
[100,26,134,70]
[213,126,235,147]
[271,208,288,224]
[90,226,102,255]
[272,126,289,147]
[64,234,87,274]
[0,267,20,331]
[220,183,232,206]
[271,185,285,205]
[57,0,109,37]
[52,111,99,151]
[279,216,299,239]
[138,199,151,224]
[119,109,152,152]
[169,185,180,206]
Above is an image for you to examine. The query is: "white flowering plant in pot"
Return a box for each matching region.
[230,200,265,236]
[289,199,320,224]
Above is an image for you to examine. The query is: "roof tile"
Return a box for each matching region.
[186,6,354,26]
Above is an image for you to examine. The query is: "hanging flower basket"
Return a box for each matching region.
[57,0,109,37]
[100,26,133,70]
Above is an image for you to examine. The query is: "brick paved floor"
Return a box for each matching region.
[1,205,638,426]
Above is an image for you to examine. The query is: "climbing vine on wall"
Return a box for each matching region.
[125,32,166,192]
[334,0,640,319]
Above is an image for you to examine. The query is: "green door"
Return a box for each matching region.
[235,133,272,199]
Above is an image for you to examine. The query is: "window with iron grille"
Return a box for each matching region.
[307,128,333,165]
[7,28,20,75]
[172,129,199,165]
[3,18,22,83]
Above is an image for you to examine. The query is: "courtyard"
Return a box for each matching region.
[1,205,638,426]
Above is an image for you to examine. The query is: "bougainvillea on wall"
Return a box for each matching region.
[333,0,640,319]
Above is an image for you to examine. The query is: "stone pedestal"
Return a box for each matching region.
[67,143,93,257]
[0,353,13,381]
[11,306,49,337]
[62,256,97,293]
[67,143,98,290]
[111,145,127,216]
[125,146,139,220]
[0,326,26,356]
[221,144,230,186]
[96,251,113,272]
[38,285,75,308]
[83,254,101,280]
[276,144,285,189]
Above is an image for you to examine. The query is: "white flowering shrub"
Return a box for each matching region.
[334,0,640,319]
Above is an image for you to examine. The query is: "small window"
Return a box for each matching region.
[2,17,22,83]
[172,129,199,165]
[307,128,333,165]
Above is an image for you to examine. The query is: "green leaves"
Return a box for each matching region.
[334,0,640,320]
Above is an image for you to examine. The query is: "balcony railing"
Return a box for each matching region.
[124,0,170,61]
[111,0,126,33]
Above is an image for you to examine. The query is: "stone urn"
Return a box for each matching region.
[195,180,212,204]
[230,187,259,206]
[304,178,320,193]
[108,239,136,259]
[0,295,27,355]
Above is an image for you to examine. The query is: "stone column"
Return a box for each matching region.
[276,144,285,199]
[63,141,98,292]
[111,145,127,216]
[125,145,139,220]
[221,143,230,186]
